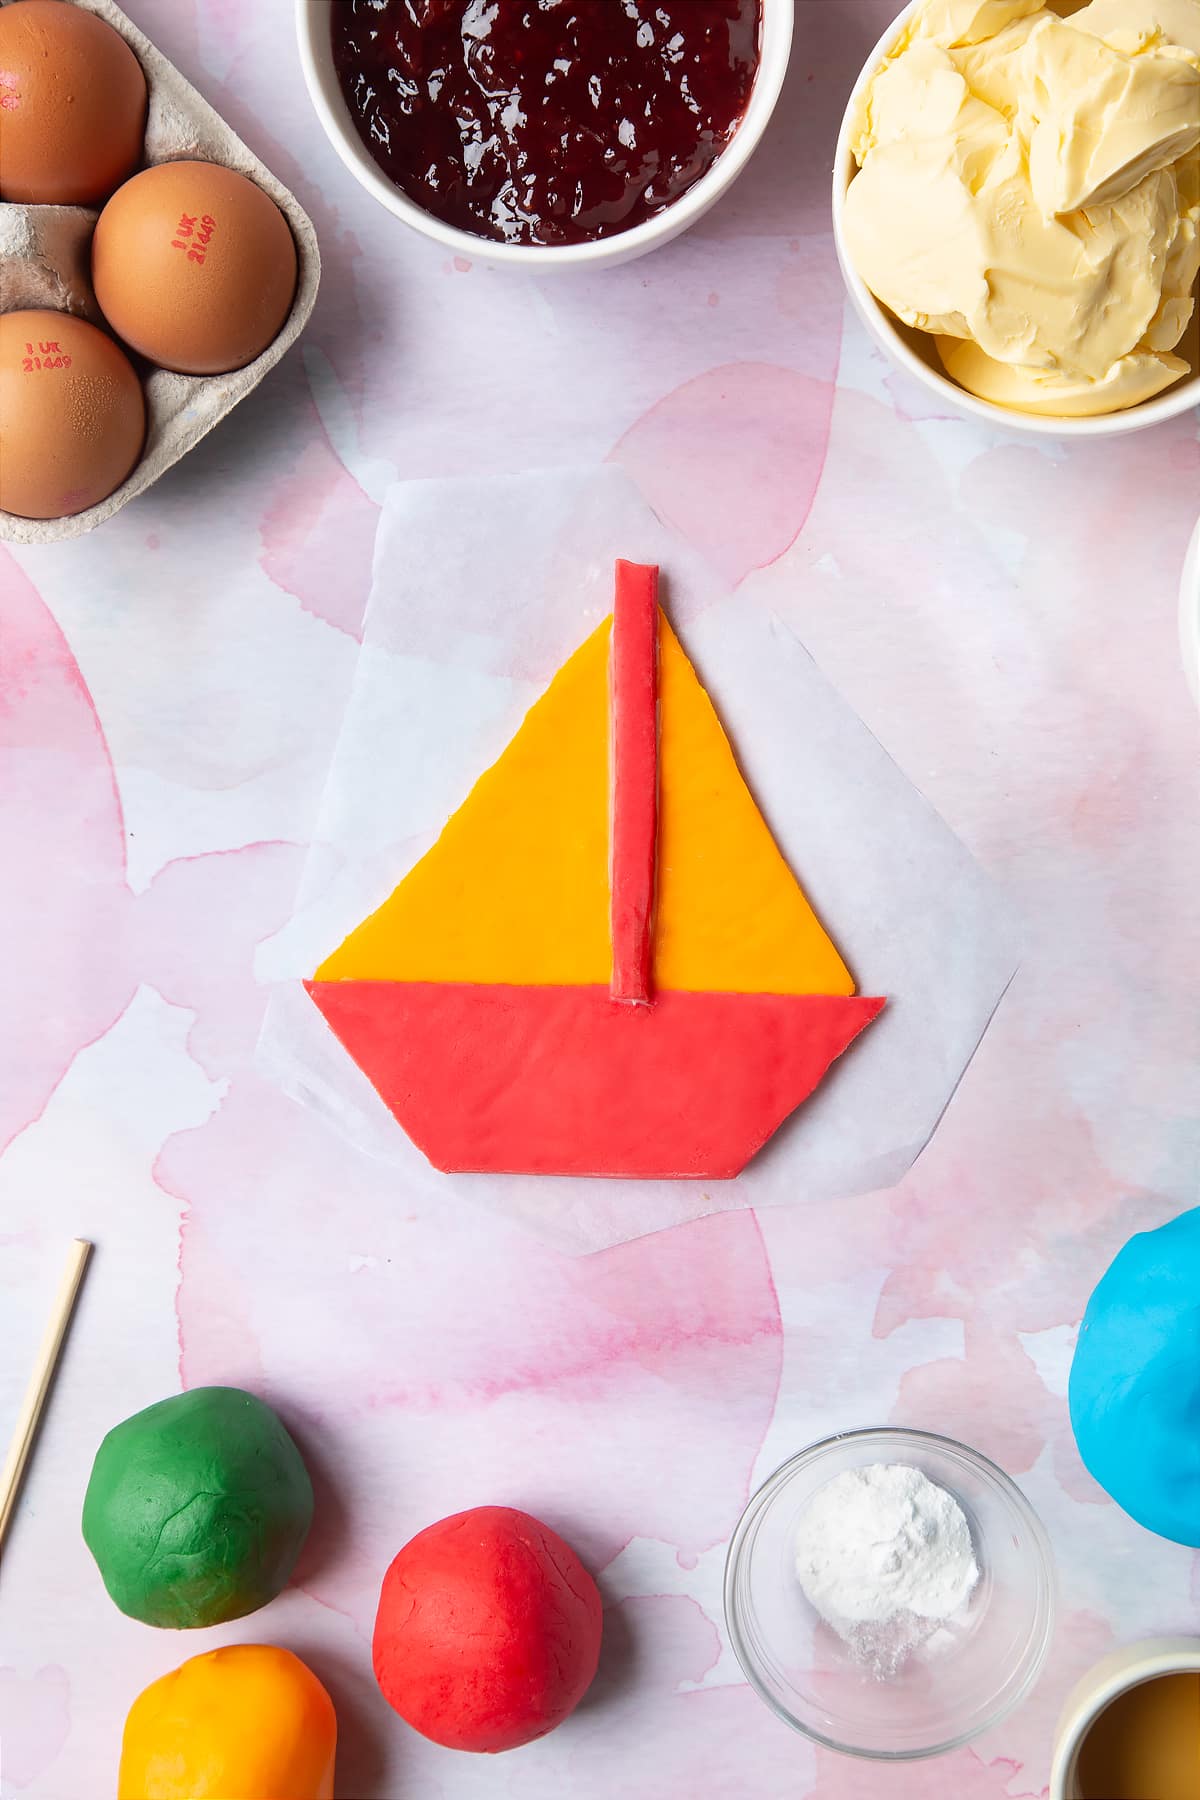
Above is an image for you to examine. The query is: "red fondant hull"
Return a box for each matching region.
[305,980,884,1180]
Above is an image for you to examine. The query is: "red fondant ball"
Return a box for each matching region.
[372,1505,603,1753]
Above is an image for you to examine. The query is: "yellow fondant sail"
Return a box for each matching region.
[316,614,855,996]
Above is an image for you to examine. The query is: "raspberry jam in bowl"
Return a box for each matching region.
[297,0,793,268]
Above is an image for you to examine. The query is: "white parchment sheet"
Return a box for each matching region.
[258,467,1019,1252]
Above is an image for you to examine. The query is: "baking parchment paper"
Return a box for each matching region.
[257,465,1019,1253]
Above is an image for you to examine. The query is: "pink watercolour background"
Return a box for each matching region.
[1,2,1198,1795]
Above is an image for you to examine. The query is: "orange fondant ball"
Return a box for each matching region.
[372,1505,603,1753]
[118,1644,336,1799]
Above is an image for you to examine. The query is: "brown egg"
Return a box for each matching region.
[0,310,145,519]
[0,0,147,204]
[92,161,298,376]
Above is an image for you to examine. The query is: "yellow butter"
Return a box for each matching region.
[844,0,1200,415]
[938,334,1190,414]
[1070,0,1200,58]
[1023,15,1200,213]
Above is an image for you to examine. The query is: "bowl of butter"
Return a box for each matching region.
[833,0,1200,433]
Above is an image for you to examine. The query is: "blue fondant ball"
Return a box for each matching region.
[1070,1207,1200,1548]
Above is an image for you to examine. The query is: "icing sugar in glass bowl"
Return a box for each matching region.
[725,1429,1056,1759]
[296,0,794,269]
[793,1462,980,1677]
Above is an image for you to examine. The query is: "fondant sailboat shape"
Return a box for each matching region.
[306,563,884,1180]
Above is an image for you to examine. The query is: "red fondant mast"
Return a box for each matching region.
[609,560,660,1004]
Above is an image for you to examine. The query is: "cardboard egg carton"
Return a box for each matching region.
[0,0,320,543]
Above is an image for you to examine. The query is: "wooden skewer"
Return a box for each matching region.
[0,1238,92,1553]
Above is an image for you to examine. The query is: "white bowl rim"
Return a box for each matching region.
[723,1426,1058,1761]
[831,0,1200,439]
[296,0,794,270]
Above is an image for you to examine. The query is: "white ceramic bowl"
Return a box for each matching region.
[832,0,1200,438]
[1181,517,1200,709]
[725,1429,1056,1759]
[1049,1639,1200,1798]
[296,0,793,270]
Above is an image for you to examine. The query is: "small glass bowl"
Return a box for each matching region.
[725,1428,1056,1760]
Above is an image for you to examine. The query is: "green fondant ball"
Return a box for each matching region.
[82,1386,314,1629]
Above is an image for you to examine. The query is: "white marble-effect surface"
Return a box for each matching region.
[1,4,1197,1796]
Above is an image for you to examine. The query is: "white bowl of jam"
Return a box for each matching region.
[296,0,793,268]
